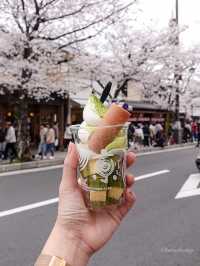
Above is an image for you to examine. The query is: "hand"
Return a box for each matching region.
[42,143,136,266]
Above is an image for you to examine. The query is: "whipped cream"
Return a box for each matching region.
[83,104,101,126]
[79,95,106,144]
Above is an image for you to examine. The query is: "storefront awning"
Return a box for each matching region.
[126,100,169,111]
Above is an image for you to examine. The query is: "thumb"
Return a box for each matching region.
[60,142,79,191]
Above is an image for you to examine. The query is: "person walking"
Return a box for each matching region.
[64,124,72,150]
[4,121,17,161]
[155,122,163,135]
[149,122,156,146]
[196,122,200,147]
[128,122,135,148]
[0,123,6,159]
[45,124,55,159]
[191,120,197,142]
[183,121,192,143]
[53,122,59,150]
[134,124,144,150]
[36,124,47,160]
[143,123,150,147]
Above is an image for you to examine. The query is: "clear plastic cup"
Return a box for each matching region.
[70,124,128,209]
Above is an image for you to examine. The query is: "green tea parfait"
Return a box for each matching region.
[70,94,130,209]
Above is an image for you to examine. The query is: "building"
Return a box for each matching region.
[0,93,82,148]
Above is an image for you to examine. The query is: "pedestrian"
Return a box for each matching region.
[143,123,150,147]
[183,121,192,143]
[45,124,55,159]
[172,120,182,144]
[4,121,17,161]
[196,122,200,147]
[128,122,135,147]
[191,120,197,142]
[53,122,59,150]
[34,143,136,266]
[134,124,144,150]
[149,122,156,146]
[0,123,6,159]
[64,124,72,150]
[155,122,163,135]
[155,129,165,148]
[36,124,47,160]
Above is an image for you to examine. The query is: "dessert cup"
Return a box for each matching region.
[70,124,128,209]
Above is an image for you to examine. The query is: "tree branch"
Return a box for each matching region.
[33,0,40,14]
[40,0,59,10]
[97,80,105,89]
[58,20,113,49]
[12,14,24,33]
[38,2,133,41]
[30,0,42,34]
[20,0,30,35]
[41,4,86,22]
[41,1,103,23]
[20,0,25,10]
[114,79,129,98]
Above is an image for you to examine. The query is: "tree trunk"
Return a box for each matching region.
[14,44,33,161]
[14,97,32,162]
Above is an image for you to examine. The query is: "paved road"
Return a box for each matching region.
[0,147,200,266]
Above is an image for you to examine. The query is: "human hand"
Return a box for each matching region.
[42,142,136,266]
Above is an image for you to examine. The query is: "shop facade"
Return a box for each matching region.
[0,94,81,148]
[126,101,174,137]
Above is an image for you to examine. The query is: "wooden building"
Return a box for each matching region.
[0,94,82,148]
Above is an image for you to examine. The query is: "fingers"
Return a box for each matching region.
[126,152,136,168]
[117,189,136,219]
[107,189,136,225]
[126,175,135,188]
[60,142,79,191]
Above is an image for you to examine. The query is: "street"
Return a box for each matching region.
[0,147,200,266]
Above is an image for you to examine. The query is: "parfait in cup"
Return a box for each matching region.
[70,95,130,209]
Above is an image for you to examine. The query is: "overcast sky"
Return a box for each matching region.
[137,0,200,48]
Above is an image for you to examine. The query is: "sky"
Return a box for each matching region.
[136,0,200,48]
[136,0,200,111]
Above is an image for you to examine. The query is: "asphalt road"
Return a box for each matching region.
[0,147,200,266]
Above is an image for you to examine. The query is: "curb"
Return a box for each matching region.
[0,143,195,174]
[0,158,64,174]
[129,143,195,154]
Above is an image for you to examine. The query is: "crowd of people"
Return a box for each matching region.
[35,122,72,160]
[0,119,200,161]
[0,121,72,161]
[128,120,200,150]
[128,122,165,150]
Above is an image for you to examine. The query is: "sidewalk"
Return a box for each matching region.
[0,143,195,174]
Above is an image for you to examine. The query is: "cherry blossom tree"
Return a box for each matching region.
[85,23,200,109]
[0,0,134,160]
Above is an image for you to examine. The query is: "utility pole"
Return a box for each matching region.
[174,0,181,143]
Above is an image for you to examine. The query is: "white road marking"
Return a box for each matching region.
[0,198,59,218]
[0,169,170,218]
[175,173,200,199]
[135,170,170,181]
